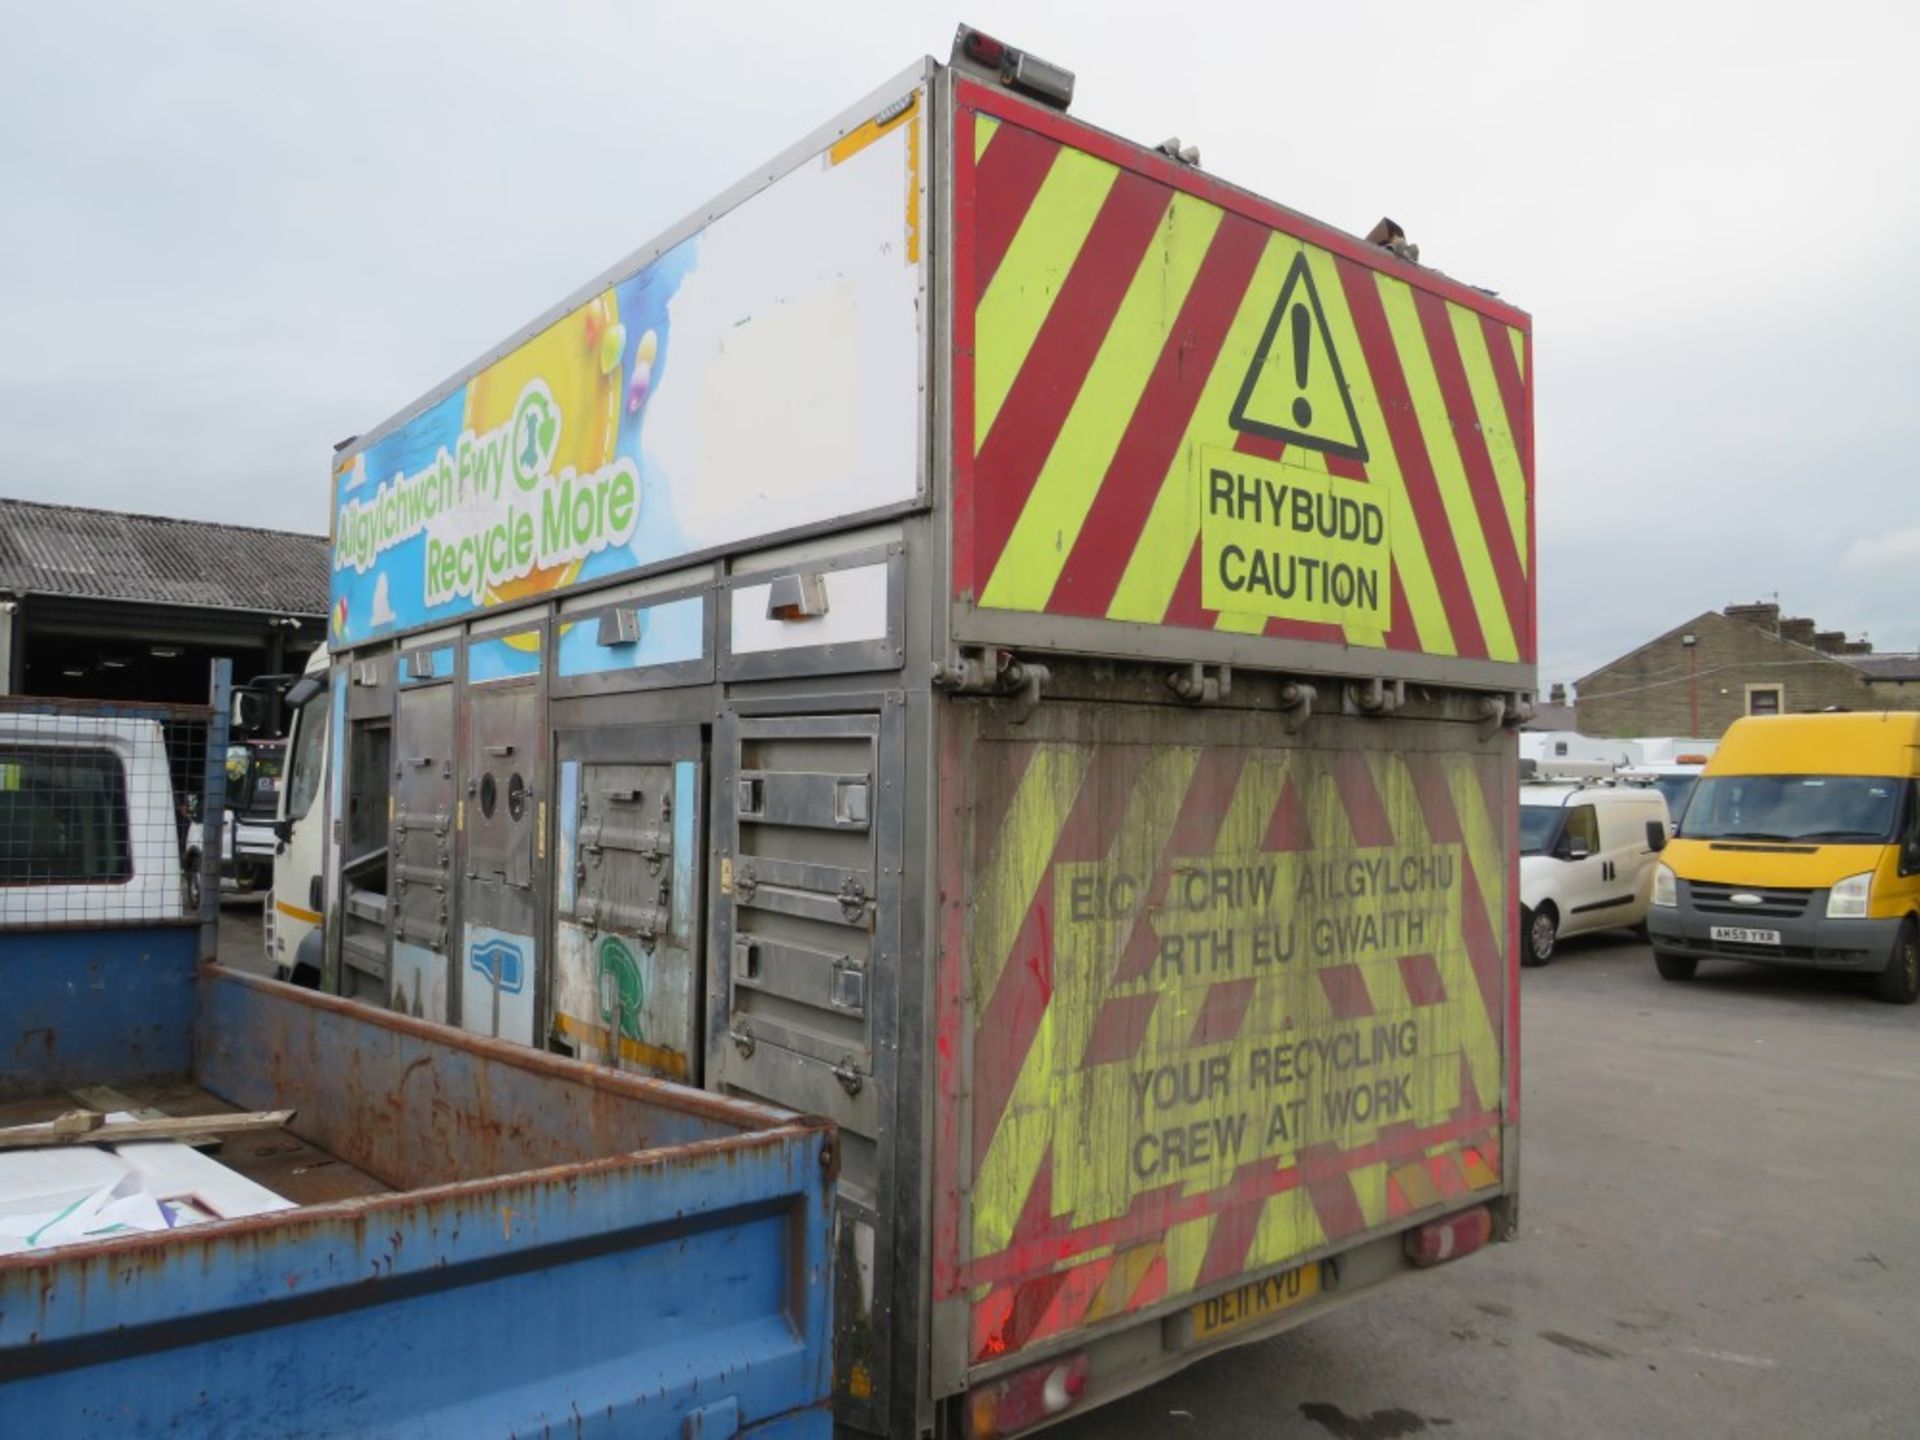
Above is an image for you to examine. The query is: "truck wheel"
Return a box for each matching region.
[1654,952,1697,982]
[1521,905,1557,967]
[1871,920,1920,1005]
[184,851,202,914]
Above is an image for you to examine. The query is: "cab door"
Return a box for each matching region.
[1553,801,1612,936]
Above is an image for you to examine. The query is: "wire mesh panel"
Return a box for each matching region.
[0,696,222,930]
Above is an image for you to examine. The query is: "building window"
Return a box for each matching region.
[1747,685,1784,717]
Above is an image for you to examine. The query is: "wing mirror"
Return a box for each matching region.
[1646,821,1668,852]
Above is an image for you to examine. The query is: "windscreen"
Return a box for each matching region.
[1519,804,1562,854]
[1681,775,1901,843]
[1646,774,1697,821]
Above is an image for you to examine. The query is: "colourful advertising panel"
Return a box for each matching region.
[330,93,925,649]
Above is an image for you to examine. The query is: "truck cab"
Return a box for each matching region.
[1519,783,1670,964]
[1649,713,1920,1001]
[267,645,329,984]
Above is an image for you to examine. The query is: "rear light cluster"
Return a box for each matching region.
[966,1352,1090,1437]
[953,26,1076,111]
[1406,1205,1493,1267]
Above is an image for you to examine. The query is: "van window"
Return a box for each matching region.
[1682,774,1900,843]
[0,746,133,885]
[1561,804,1599,855]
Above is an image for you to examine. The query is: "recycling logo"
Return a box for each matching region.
[510,381,561,491]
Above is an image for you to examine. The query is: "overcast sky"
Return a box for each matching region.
[3,1,1914,687]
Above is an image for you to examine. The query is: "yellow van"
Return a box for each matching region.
[1648,713,1920,1001]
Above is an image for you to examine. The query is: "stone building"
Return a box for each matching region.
[1575,603,1920,738]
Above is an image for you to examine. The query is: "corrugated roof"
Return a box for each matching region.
[0,498,328,615]
[1849,654,1920,682]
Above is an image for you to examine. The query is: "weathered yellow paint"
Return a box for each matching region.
[968,745,1093,1008]
[971,747,1200,1256]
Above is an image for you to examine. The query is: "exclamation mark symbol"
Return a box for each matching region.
[1290,303,1313,428]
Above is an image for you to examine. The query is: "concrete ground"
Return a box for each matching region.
[1055,932,1920,1440]
[214,893,273,977]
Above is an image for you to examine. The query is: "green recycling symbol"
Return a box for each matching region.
[597,934,644,1044]
[511,383,560,491]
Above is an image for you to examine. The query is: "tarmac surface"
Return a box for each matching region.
[1053,931,1920,1439]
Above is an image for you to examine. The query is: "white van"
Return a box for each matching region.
[1519,783,1671,964]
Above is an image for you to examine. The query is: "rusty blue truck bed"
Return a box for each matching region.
[0,930,835,1439]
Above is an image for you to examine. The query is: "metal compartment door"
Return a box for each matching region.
[389,678,456,1022]
[711,713,882,1127]
[460,666,543,1045]
[552,725,704,1082]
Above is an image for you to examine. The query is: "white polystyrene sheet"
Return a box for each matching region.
[0,1113,292,1253]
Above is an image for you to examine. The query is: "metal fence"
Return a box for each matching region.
[0,686,228,935]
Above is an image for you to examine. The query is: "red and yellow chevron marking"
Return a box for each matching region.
[940,734,1512,1366]
[951,84,1533,665]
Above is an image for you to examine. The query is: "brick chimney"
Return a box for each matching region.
[1549,682,1567,703]
[1724,602,1781,632]
[1779,617,1816,647]
[1814,630,1847,654]
[1843,639,1875,655]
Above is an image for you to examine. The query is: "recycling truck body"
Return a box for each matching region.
[321,30,1533,1437]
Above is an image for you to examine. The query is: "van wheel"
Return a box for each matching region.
[1871,920,1920,1005]
[1521,905,1557,967]
[1654,952,1697,982]
[183,852,202,914]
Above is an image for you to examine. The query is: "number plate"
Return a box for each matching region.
[1183,1262,1322,1345]
[1710,925,1781,945]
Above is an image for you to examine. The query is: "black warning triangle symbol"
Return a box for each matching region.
[1228,252,1368,463]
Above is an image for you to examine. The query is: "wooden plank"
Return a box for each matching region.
[0,1109,295,1151]
[65,1086,224,1150]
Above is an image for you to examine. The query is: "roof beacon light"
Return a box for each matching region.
[953,25,1075,111]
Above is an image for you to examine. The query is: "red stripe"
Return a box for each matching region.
[973,171,1173,585]
[1262,775,1313,852]
[1317,963,1375,1020]
[968,741,1041,883]
[1047,214,1269,617]
[1081,992,1161,1067]
[1330,752,1395,848]
[1109,748,1250,985]
[1300,1145,1369,1242]
[1397,952,1448,1006]
[972,121,1061,292]
[1412,289,1530,658]
[1194,1162,1273,1287]
[1188,977,1257,1047]
[933,723,970,1297]
[1335,257,1487,659]
[1159,540,1217,630]
[1480,315,1531,490]
[951,110,981,599]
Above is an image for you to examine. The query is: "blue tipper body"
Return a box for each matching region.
[0,941,836,1439]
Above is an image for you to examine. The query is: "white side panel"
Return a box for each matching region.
[730,562,890,655]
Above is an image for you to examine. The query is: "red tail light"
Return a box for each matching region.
[1406,1205,1493,1267]
[966,1352,1091,1437]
